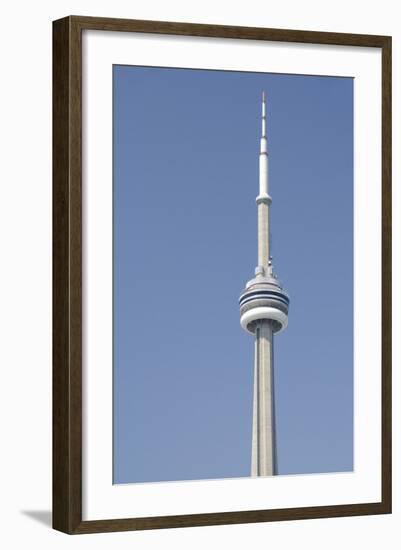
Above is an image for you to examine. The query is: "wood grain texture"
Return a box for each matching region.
[381,36,392,514]
[52,15,392,534]
[69,15,388,46]
[52,16,82,534]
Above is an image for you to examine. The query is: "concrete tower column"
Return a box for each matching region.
[253,92,275,476]
[240,92,289,478]
[251,320,276,476]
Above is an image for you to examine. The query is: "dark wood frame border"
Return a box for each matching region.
[53,15,392,534]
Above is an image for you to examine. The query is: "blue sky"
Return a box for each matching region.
[113,65,354,484]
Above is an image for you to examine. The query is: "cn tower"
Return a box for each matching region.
[239,92,289,477]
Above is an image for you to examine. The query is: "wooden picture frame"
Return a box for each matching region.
[53,15,391,534]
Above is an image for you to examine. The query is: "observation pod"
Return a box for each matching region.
[239,275,289,334]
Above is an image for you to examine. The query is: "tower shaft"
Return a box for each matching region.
[258,201,270,270]
[239,92,289,478]
[251,320,276,476]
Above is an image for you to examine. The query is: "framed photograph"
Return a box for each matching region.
[53,16,392,534]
